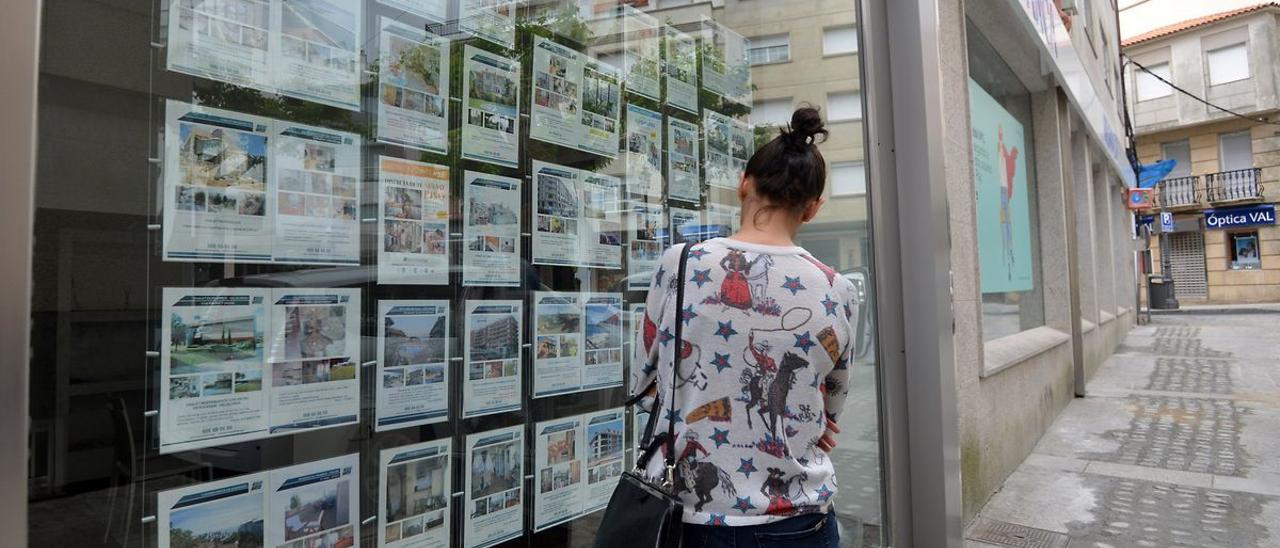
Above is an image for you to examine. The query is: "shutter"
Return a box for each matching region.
[1166,232,1208,300]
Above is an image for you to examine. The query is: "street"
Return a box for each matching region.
[968,309,1280,547]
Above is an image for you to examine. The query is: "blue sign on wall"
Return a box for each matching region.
[1204,204,1276,230]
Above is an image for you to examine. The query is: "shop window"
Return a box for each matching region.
[967,19,1045,342]
[1228,231,1262,270]
[746,33,790,65]
[830,161,867,196]
[827,91,862,121]
[1207,42,1249,86]
[1135,61,1172,101]
[823,25,858,56]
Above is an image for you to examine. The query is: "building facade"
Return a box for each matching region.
[1125,3,1280,303]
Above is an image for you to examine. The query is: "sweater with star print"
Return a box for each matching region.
[630,237,858,526]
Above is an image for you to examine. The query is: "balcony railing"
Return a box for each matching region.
[1156,175,1200,209]
[1205,168,1264,203]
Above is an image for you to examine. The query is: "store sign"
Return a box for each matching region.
[1127,188,1154,210]
[1204,204,1276,230]
[1160,212,1175,233]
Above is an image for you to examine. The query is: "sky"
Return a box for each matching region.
[1119,0,1261,40]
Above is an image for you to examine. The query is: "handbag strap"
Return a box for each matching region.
[662,243,693,485]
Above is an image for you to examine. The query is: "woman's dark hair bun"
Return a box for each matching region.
[784,106,828,149]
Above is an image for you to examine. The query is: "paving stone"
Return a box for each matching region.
[1145,357,1233,394]
[1081,396,1248,477]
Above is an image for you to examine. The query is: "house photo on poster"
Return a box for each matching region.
[464,425,524,548]
[376,300,450,431]
[379,438,452,548]
[377,17,451,154]
[462,46,521,167]
[969,78,1033,294]
[463,171,523,286]
[463,300,524,418]
[378,156,452,285]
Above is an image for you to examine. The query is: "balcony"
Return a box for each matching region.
[1156,175,1200,210]
[1205,168,1264,204]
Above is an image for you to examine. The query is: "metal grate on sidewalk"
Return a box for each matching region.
[966,517,1069,548]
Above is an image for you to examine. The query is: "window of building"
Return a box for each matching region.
[1207,42,1249,85]
[1219,130,1253,171]
[747,33,790,65]
[830,161,867,195]
[827,91,862,121]
[1135,61,1172,101]
[967,19,1045,342]
[751,97,793,126]
[1162,139,1191,177]
[1228,231,1262,270]
[823,25,858,56]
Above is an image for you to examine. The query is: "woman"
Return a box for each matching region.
[631,107,857,547]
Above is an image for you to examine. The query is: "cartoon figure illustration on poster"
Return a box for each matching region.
[378,17,451,154]
[464,426,524,548]
[376,300,450,431]
[969,78,1033,293]
[463,300,523,418]
[378,156,451,285]
[462,46,521,168]
[463,171,523,286]
[379,438,452,548]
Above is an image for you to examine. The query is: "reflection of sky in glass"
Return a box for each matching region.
[170,491,262,536]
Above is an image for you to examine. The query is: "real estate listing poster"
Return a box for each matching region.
[378,156,451,285]
[704,110,751,190]
[166,0,272,91]
[265,454,360,548]
[163,101,274,263]
[582,294,624,390]
[532,292,584,398]
[379,0,447,22]
[664,26,698,114]
[464,425,524,548]
[721,24,752,106]
[158,470,267,548]
[582,407,626,513]
[266,288,360,435]
[699,18,727,98]
[463,300,523,418]
[704,201,741,239]
[460,0,516,49]
[668,205,702,247]
[462,46,521,168]
[273,0,362,110]
[580,172,624,269]
[621,8,661,101]
[376,300,450,431]
[160,288,269,454]
[667,117,701,203]
[625,104,664,198]
[627,202,667,289]
[378,17,451,154]
[530,37,585,150]
[379,438,452,548]
[463,171,523,287]
[533,415,584,531]
[271,121,361,265]
[580,58,622,157]
[532,161,583,267]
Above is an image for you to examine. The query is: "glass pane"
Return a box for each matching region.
[28,1,885,547]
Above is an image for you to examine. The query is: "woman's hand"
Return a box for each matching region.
[816,420,840,453]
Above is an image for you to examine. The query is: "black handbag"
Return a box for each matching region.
[593,243,693,548]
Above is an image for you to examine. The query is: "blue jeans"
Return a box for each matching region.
[681,510,839,548]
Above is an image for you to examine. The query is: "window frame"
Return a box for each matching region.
[1134,61,1173,101]
[751,96,794,127]
[826,90,863,122]
[746,33,791,66]
[822,25,859,57]
[1218,130,1254,172]
[1227,230,1262,270]
[829,160,867,196]
[1206,42,1250,86]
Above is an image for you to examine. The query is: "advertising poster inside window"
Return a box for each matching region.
[379,0,447,22]
[582,294,624,390]
[704,110,750,190]
[533,292,584,397]
[581,408,626,513]
[464,426,524,548]
[530,37,622,158]
[157,469,267,548]
[969,78,1034,293]
[167,0,273,92]
[463,171,523,286]
[532,161,583,266]
[460,0,517,50]
[664,26,698,114]
[163,101,274,263]
[378,156,451,285]
[704,201,741,239]
[264,454,360,547]
[376,300,451,431]
[463,300,524,418]
[627,202,667,289]
[266,288,361,435]
[271,121,361,265]
[379,438,452,548]
[620,7,660,101]
[160,288,269,453]
[580,58,623,157]
[462,46,521,168]
[533,415,584,531]
[667,117,702,203]
[625,104,664,198]
[581,172,624,269]
[668,205,702,246]
[378,17,451,154]
[273,0,363,110]
[698,17,750,106]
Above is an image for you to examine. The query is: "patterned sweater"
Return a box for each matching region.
[630,238,858,526]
